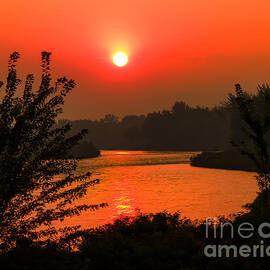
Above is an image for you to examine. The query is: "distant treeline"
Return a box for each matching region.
[58,101,239,151]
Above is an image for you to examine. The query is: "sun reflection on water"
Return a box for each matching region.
[55,151,258,229]
[115,151,131,155]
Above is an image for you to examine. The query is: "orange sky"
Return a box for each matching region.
[1,0,270,119]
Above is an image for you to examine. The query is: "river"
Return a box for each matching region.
[61,150,258,228]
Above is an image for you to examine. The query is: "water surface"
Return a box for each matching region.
[63,150,257,227]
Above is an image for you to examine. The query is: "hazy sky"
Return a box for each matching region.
[1,0,270,119]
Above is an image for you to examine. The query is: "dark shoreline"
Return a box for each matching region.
[190,150,256,172]
[75,148,257,173]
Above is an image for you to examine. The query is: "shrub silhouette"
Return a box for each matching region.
[0,52,106,252]
[229,84,270,191]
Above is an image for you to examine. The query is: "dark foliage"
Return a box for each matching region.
[59,101,231,151]
[229,84,270,190]
[0,52,106,252]
[2,207,270,270]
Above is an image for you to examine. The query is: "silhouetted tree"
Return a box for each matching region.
[0,52,106,252]
[230,84,270,191]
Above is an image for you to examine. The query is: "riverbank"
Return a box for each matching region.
[190,150,256,172]
[69,142,100,158]
[2,191,270,270]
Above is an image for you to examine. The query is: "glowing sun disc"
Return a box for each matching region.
[113,52,128,67]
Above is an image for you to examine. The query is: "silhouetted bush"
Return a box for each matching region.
[2,206,270,269]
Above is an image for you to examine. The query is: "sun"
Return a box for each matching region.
[113,52,128,67]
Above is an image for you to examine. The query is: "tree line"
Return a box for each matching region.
[61,85,270,154]
[59,102,233,151]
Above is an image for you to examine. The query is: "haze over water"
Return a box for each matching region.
[63,151,258,228]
